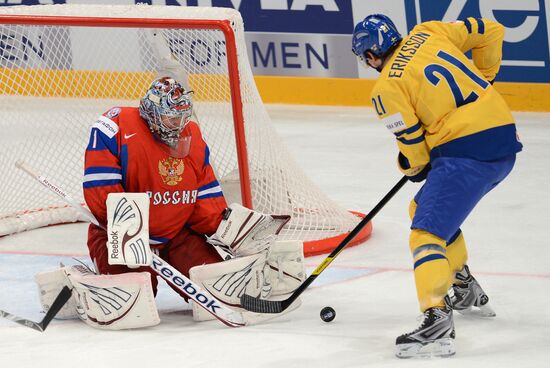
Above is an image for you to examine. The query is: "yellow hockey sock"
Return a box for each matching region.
[446,230,468,276]
[410,229,452,311]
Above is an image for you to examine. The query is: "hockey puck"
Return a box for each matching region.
[320,306,336,322]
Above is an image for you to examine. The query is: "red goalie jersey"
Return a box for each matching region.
[83,106,227,245]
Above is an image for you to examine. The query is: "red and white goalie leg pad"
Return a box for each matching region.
[190,240,306,322]
[207,203,290,260]
[67,265,159,330]
[267,240,306,296]
[35,265,159,329]
[189,252,272,321]
[107,193,152,267]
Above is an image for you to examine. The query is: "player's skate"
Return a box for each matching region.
[450,265,495,317]
[395,306,455,358]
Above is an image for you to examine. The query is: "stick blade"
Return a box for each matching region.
[0,309,45,332]
[38,286,73,331]
[240,294,284,314]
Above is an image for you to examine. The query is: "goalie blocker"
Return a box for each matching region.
[106,192,152,267]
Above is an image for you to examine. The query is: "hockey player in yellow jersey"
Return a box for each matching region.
[352,15,522,358]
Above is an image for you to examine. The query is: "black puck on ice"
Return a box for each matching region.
[320,306,336,322]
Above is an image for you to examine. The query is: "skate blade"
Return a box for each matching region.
[457,303,496,318]
[396,338,455,359]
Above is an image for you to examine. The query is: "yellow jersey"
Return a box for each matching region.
[371,17,522,168]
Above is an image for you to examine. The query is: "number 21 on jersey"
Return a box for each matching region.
[424,50,489,107]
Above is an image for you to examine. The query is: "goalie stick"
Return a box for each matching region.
[240,175,409,313]
[0,286,72,332]
[14,160,290,328]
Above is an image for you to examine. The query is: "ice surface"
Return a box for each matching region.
[1,105,549,367]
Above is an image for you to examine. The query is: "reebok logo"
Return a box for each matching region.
[124,133,137,139]
[151,257,221,314]
[109,230,120,260]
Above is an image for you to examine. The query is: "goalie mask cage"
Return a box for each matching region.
[0,4,371,256]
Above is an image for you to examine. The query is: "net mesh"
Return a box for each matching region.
[0,4,364,247]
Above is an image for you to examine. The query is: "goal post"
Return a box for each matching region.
[0,4,371,256]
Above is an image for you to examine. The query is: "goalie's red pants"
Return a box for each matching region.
[87,224,223,301]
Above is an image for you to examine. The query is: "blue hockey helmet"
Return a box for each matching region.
[352,14,402,61]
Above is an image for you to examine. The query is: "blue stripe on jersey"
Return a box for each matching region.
[204,145,210,167]
[150,235,170,244]
[198,180,223,199]
[83,179,122,189]
[198,180,220,191]
[197,191,224,200]
[475,18,485,34]
[464,18,473,33]
[86,128,118,156]
[120,144,128,188]
[83,165,122,188]
[397,133,425,145]
[430,124,523,161]
[414,254,447,269]
[84,166,121,175]
[395,122,421,137]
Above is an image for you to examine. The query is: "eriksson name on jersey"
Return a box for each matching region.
[388,32,431,78]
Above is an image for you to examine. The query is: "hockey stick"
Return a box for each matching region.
[240,175,409,313]
[0,286,72,332]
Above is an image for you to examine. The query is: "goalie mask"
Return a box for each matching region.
[139,77,193,154]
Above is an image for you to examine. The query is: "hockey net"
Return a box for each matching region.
[0,4,371,256]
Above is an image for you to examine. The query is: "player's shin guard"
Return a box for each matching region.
[410,229,452,311]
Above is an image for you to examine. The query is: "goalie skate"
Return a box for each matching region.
[396,307,455,359]
[450,265,496,317]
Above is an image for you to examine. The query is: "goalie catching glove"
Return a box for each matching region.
[207,203,291,260]
[106,192,152,267]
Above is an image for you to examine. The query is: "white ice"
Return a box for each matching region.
[1,105,549,368]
